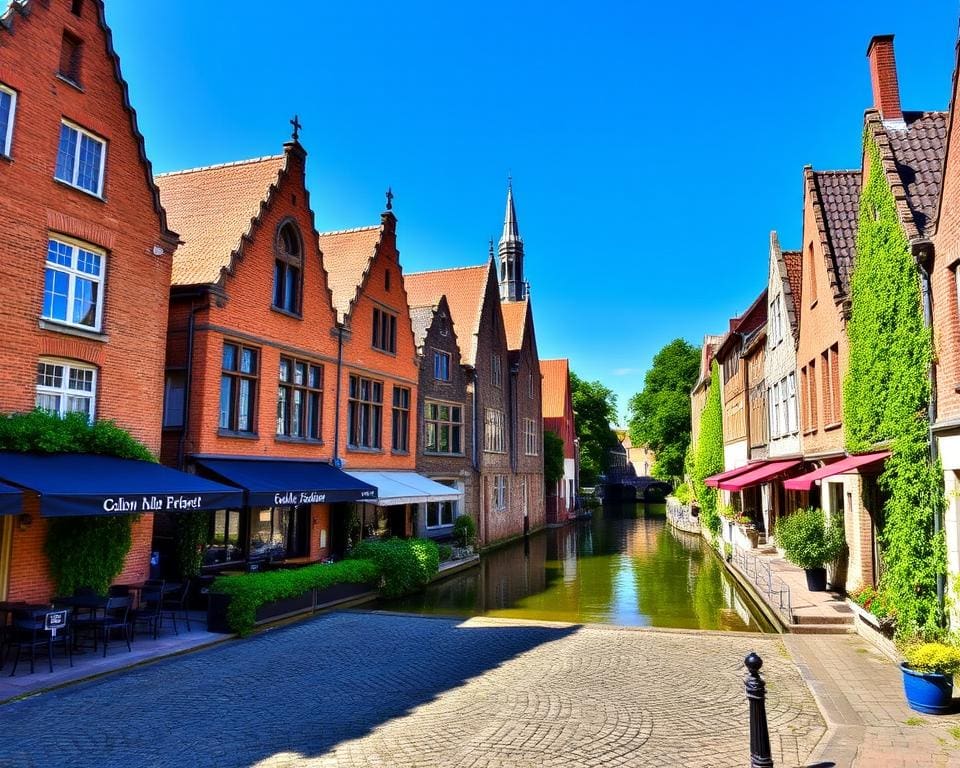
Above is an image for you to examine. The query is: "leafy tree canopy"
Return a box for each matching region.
[570,371,618,486]
[626,339,700,479]
[543,430,566,489]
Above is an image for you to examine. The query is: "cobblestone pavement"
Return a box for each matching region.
[0,612,822,768]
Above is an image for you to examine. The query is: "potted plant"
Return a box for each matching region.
[452,514,476,558]
[773,507,844,591]
[900,642,960,714]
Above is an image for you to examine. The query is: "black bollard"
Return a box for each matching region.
[744,652,774,768]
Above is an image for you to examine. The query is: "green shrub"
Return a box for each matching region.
[438,544,453,562]
[691,362,723,537]
[903,643,960,675]
[850,584,896,622]
[452,515,476,548]
[673,483,693,505]
[774,507,845,570]
[349,537,440,598]
[211,559,380,635]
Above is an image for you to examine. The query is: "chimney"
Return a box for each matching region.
[867,34,903,123]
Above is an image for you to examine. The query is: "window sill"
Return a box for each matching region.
[38,318,108,342]
[483,449,507,455]
[391,450,410,456]
[217,429,259,440]
[347,445,383,454]
[0,152,11,164]
[424,451,466,457]
[823,422,842,432]
[270,305,302,320]
[162,425,184,432]
[275,435,324,446]
[53,177,105,202]
[371,347,397,357]
[56,73,84,92]
[425,524,454,531]
[802,429,818,437]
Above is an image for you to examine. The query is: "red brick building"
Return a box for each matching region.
[541,358,578,524]
[0,0,181,601]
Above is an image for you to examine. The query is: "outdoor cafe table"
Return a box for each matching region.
[114,582,181,608]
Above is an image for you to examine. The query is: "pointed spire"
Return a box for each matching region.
[500,178,521,245]
[488,237,495,260]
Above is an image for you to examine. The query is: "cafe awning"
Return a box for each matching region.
[0,480,22,516]
[783,451,890,492]
[345,471,462,507]
[717,459,802,492]
[194,457,378,506]
[704,464,759,488]
[0,452,244,517]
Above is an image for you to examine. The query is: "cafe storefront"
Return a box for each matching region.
[345,470,463,540]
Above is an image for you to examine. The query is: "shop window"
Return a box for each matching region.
[277,357,322,440]
[348,374,382,449]
[424,401,462,454]
[273,223,302,314]
[220,342,258,433]
[36,358,96,420]
[392,386,410,452]
[426,491,457,529]
[54,121,105,196]
[249,505,309,561]
[372,307,397,353]
[203,509,243,568]
[43,237,104,331]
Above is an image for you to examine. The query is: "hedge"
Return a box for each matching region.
[349,537,440,598]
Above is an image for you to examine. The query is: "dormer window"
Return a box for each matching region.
[59,31,83,85]
[273,222,302,314]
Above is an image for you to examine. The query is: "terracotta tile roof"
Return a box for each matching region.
[157,155,287,286]
[405,264,490,366]
[501,300,528,352]
[811,170,860,299]
[408,303,437,351]
[885,111,947,237]
[316,226,382,323]
[540,358,570,419]
[783,250,802,311]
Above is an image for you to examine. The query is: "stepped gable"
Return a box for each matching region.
[316,225,382,323]
[405,264,490,366]
[157,155,287,286]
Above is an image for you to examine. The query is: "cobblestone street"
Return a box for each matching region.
[0,612,824,768]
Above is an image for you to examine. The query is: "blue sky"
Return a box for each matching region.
[106,1,959,423]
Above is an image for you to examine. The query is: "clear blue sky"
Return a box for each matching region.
[106,1,958,423]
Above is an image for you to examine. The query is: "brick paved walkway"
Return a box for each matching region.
[0,612,824,768]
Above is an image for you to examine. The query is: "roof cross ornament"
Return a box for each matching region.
[386,187,394,211]
[290,114,302,141]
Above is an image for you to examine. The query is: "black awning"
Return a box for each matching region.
[193,457,378,506]
[0,452,244,517]
[0,480,21,516]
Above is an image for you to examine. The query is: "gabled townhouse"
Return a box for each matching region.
[155,137,379,571]
[541,358,578,524]
[501,298,546,536]
[318,199,461,543]
[409,295,475,540]
[0,0,236,602]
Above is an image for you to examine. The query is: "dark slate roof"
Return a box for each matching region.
[812,171,861,298]
[885,111,947,237]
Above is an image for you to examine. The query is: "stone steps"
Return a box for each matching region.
[792,612,854,626]
[787,623,856,635]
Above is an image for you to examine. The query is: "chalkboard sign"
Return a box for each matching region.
[44,609,68,636]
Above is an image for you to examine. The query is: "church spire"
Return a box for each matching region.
[498,178,526,302]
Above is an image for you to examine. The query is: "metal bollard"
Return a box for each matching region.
[744,652,774,768]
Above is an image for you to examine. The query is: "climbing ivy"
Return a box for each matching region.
[844,135,946,637]
[691,361,724,538]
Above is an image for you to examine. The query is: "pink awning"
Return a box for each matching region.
[782,451,890,491]
[704,463,760,488]
[718,459,802,491]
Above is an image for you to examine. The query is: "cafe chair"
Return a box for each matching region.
[161,580,192,634]
[76,597,131,657]
[131,589,163,641]
[6,608,72,675]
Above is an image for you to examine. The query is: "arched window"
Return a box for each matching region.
[273,222,302,314]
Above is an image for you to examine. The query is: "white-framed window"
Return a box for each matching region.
[770,381,781,438]
[769,295,784,347]
[43,237,105,331]
[36,359,96,419]
[786,372,798,434]
[163,371,186,428]
[0,84,16,157]
[425,480,459,529]
[433,351,450,381]
[424,401,463,454]
[484,408,505,453]
[492,353,502,388]
[54,121,105,196]
[524,417,539,455]
[493,475,508,511]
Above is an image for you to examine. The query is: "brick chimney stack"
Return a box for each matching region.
[867,34,903,123]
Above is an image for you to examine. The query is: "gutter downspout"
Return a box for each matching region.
[333,324,345,466]
[177,295,210,471]
[914,239,945,618]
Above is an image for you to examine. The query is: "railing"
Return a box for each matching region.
[732,545,793,625]
[665,497,700,534]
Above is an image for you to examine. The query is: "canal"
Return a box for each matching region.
[377,503,775,632]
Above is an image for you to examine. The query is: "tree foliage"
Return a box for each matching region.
[543,430,566,489]
[844,135,945,637]
[626,338,700,479]
[690,361,724,537]
[570,371,618,486]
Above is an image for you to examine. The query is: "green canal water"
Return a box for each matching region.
[377,503,775,632]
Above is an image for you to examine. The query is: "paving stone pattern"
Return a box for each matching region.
[0,612,824,768]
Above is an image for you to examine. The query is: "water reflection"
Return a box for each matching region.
[377,503,774,633]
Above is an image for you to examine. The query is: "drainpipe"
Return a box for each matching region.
[177,292,211,471]
[467,366,479,471]
[914,239,944,618]
[333,323,345,466]
[510,362,520,474]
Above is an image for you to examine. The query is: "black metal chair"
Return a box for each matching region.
[161,580,191,634]
[131,589,163,640]
[76,597,131,657]
[6,608,72,675]
[107,584,131,598]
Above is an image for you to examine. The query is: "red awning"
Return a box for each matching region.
[718,459,802,491]
[782,451,890,491]
[704,463,759,488]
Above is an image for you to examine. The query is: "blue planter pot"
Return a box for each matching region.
[900,662,954,714]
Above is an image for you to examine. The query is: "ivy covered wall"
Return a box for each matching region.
[692,361,724,537]
[844,134,945,636]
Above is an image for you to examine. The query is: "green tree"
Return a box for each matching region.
[570,371,618,486]
[691,361,724,537]
[626,338,700,479]
[543,430,566,490]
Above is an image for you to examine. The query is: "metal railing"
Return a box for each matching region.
[732,545,793,625]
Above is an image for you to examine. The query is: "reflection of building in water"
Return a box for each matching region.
[481,532,547,610]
